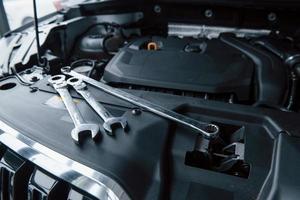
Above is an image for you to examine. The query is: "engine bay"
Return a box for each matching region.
[0,1,300,199]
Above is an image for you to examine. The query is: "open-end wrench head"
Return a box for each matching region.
[71,123,100,143]
[102,123,113,133]
[103,117,128,134]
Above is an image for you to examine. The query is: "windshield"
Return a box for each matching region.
[3,0,84,30]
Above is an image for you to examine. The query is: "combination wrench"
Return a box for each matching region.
[67,77,127,135]
[48,75,100,143]
[61,67,219,139]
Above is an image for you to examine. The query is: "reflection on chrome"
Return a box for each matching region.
[0,120,130,200]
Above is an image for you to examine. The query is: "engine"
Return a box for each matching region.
[103,36,254,103]
[73,28,290,108]
[0,5,300,199]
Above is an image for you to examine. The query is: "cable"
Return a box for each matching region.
[32,0,47,67]
[10,68,32,86]
[102,34,114,56]
[70,59,108,79]
[0,74,31,86]
[87,60,108,78]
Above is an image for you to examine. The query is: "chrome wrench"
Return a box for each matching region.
[61,67,219,139]
[67,77,127,135]
[48,75,100,143]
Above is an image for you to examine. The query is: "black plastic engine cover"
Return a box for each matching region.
[1,77,300,200]
[103,36,254,100]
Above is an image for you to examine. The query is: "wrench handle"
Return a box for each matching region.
[76,89,112,121]
[56,87,85,126]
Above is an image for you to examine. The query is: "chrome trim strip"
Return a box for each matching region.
[0,120,130,200]
[168,23,271,39]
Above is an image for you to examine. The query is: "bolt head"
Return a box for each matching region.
[204,9,213,18]
[154,5,161,13]
[30,87,38,93]
[268,12,277,22]
[132,109,141,116]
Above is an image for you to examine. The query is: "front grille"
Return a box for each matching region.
[0,148,96,200]
[28,169,70,200]
[0,120,130,200]
[0,146,96,200]
[0,150,33,200]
